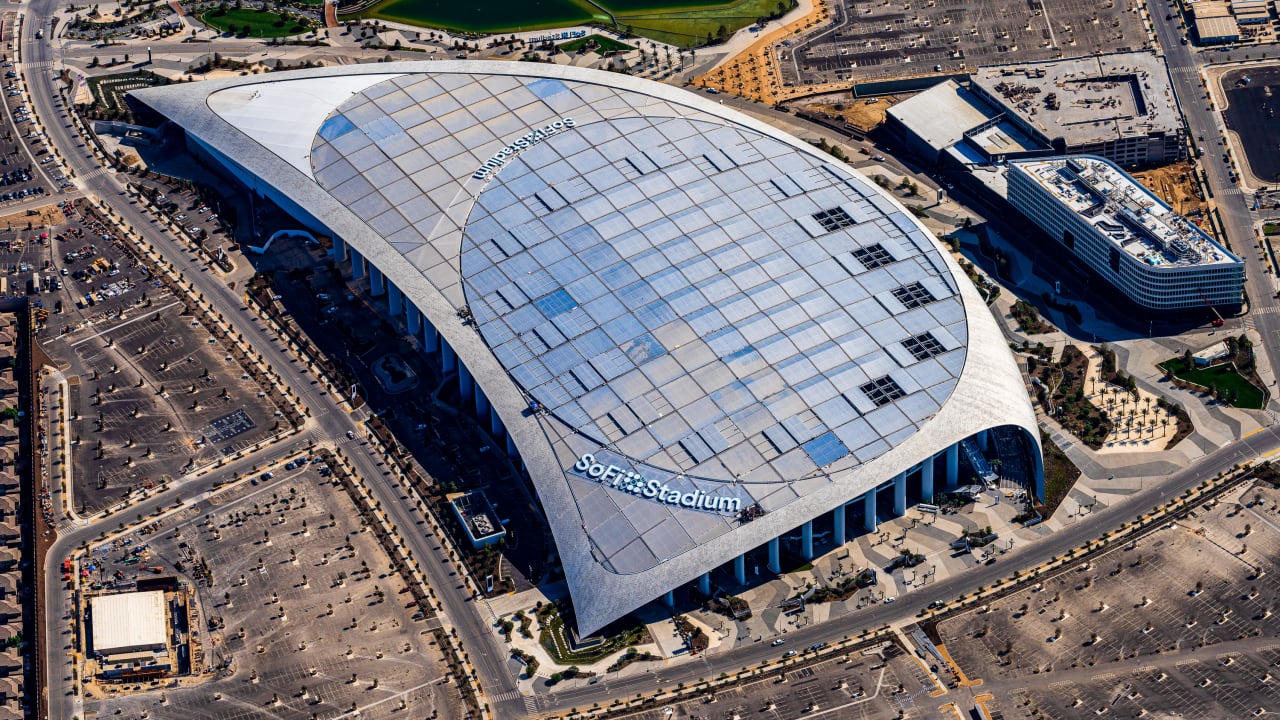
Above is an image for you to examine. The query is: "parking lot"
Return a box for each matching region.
[32,200,286,514]
[0,11,62,199]
[604,641,934,719]
[779,0,1147,85]
[936,480,1280,718]
[79,463,464,719]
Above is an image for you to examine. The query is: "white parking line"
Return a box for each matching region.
[69,300,182,346]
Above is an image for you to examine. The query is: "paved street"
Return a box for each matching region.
[20,12,524,720]
[1147,1,1280,383]
[19,5,1280,720]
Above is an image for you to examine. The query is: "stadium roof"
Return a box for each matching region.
[90,591,167,655]
[132,63,1038,634]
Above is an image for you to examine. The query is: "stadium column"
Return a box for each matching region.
[350,248,366,280]
[440,338,455,376]
[475,384,490,420]
[734,555,746,585]
[458,363,474,405]
[697,573,710,596]
[833,502,846,546]
[406,304,422,336]
[422,323,439,354]
[369,264,386,297]
[767,538,780,574]
[921,454,935,503]
[864,489,877,533]
[663,590,675,608]
[945,444,959,490]
[801,520,813,560]
[977,429,990,451]
[330,236,347,262]
[894,472,907,516]
[505,434,518,459]
[490,406,504,439]
[387,280,403,318]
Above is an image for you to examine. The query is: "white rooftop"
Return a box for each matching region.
[1013,157,1237,268]
[90,591,167,655]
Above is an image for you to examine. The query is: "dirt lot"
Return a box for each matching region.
[1133,161,1207,217]
[789,93,896,131]
[694,0,833,104]
[0,204,63,230]
[935,480,1280,718]
[80,464,464,719]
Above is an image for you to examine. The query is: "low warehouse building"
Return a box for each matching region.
[89,591,168,656]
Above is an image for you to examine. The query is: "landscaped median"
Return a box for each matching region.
[546,630,898,719]
[1159,336,1266,410]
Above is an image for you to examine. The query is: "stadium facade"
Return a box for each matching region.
[131,63,1043,635]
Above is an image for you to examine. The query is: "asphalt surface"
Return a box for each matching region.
[537,424,1280,713]
[1147,1,1280,378]
[22,8,1280,720]
[22,15,524,720]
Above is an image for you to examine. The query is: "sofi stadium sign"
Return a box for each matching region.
[473,118,576,180]
[571,452,744,514]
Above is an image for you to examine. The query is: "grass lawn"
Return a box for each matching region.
[1159,359,1266,409]
[358,0,790,46]
[201,7,316,37]
[363,0,596,33]
[616,0,792,46]
[559,33,633,53]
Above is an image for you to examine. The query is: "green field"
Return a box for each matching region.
[365,0,596,33]
[559,33,633,53]
[201,7,316,37]
[615,0,793,46]
[360,0,793,47]
[1158,359,1266,409]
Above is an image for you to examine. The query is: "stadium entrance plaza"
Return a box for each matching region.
[240,221,1047,681]
[494,485,1050,680]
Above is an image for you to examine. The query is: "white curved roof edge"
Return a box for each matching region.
[207,74,403,178]
[130,62,1042,635]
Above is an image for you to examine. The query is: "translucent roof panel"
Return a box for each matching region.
[460,114,968,486]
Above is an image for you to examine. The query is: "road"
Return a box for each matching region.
[539,424,1280,714]
[21,6,1280,720]
[21,10,523,720]
[1147,0,1280,378]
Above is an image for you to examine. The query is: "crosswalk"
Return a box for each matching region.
[19,60,54,70]
[487,690,520,703]
[1251,305,1280,316]
[523,695,538,714]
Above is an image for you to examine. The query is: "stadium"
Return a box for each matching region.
[130,63,1043,635]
